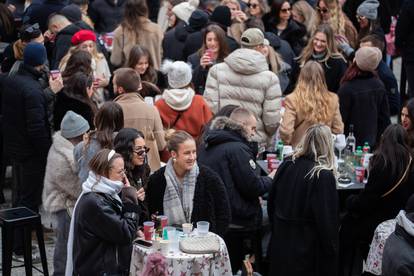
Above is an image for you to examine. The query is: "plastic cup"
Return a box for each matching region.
[282,145,293,158]
[196,221,210,236]
[163,226,176,240]
[160,240,169,255]
[355,166,365,183]
[266,154,277,171]
[143,221,154,241]
[182,223,193,235]
[157,215,168,229]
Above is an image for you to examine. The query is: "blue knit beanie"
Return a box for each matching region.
[23,42,47,67]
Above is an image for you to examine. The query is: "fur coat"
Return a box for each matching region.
[42,132,81,214]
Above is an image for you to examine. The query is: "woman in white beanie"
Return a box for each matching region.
[155,60,212,144]
[356,0,383,41]
[338,46,391,149]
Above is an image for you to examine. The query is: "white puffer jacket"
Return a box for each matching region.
[204,48,282,144]
[42,132,81,214]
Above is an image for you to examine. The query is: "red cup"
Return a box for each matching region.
[267,153,277,171]
[157,215,168,229]
[355,167,365,183]
[143,221,154,241]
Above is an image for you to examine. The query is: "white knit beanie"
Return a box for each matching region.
[161,60,192,89]
[172,0,199,24]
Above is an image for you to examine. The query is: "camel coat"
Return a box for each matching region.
[114,92,166,171]
[280,92,344,147]
[110,18,163,69]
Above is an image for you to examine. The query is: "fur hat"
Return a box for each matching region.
[172,0,199,24]
[161,60,192,89]
[357,0,379,20]
[355,46,382,72]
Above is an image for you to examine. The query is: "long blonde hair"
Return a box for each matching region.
[299,24,344,67]
[316,0,347,37]
[292,0,317,36]
[293,61,332,123]
[293,124,336,178]
[59,43,104,70]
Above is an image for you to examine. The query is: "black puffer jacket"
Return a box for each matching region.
[146,165,231,237]
[1,64,51,161]
[395,0,414,62]
[73,192,139,276]
[162,21,189,61]
[88,0,126,33]
[198,117,272,229]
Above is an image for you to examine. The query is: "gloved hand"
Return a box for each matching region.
[338,41,355,58]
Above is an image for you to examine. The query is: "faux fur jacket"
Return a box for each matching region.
[42,132,81,214]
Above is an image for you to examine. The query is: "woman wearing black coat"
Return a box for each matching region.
[268,124,339,276]
[339,124,414,275]
[53,72,97,131]
[146,131,230,237]
[338,46,390,148]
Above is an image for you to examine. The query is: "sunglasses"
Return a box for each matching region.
[280,7,291,13]
[133,146,150,156]
[247,3,258,9]
[317,7,329,14]
[24,23,40,34]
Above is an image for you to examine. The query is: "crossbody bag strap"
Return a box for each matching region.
[171,111,183,128]
[381,156,412,198]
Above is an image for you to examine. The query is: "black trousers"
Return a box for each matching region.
[12,156,46,254]
[405,60,414,99]
[224,228,262,274]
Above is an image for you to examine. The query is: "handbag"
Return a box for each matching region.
[179,236,220,254]
[381,156,412,198]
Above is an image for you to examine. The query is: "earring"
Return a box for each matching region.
[173,158,177,162]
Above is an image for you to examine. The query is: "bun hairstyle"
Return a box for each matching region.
[166,130,194,152]
[161,59,192,89]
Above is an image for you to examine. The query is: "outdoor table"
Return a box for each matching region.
[130,232,232,276]
[256,160,365,190]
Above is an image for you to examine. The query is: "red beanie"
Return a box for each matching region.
[71,30,96,45]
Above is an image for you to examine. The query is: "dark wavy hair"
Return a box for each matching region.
[62,50,93,79]
[114,128,149,188]
[267,0,290,26]
[63,72,98,116]
[89,102,124,149]
[370,124,412,181]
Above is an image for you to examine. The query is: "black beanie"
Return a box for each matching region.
[60,4,82,23]
[189,9,209,31]
[210,6,232,28]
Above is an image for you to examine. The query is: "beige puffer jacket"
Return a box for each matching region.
[204,48,282,144]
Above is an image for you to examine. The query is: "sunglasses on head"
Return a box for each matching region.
[317,7,329,14]
[133,146,150,156]
[247,3,258,9]
[24,23,40,34]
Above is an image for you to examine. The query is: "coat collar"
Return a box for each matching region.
[113,92,144,102]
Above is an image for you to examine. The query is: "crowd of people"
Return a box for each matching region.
[0,0,413,275]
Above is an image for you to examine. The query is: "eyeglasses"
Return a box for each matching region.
[133,146,150,156]
[114,168,126,176]
[247,3,258,9]
[24,23,40,34]
[317,7,329,14]
[280,7,291,13]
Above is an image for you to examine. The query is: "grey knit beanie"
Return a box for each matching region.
[357,0,379,20]
[60,111,90,139]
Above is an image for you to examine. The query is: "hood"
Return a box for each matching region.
[224,48,268,75]
[162,87,195,111]
[204,116,250,148]
[396,210,414,237]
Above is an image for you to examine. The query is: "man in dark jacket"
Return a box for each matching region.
[396,0,414,99]
[382,194,414,276]
[198,107,274,273]
[22,0,66,32]
[47,13,81,69]
[1,42,52,255]
[88,0,126,33]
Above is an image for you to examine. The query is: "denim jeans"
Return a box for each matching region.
[53,210,71,276]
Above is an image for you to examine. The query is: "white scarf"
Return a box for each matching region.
[65,171,124,276]
[163,159,199,226]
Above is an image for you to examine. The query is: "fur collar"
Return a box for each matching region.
[209,116,250,141]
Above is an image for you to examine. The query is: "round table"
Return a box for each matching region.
[130,232,232,276]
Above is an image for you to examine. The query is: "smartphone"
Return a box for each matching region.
[134,239,152,248]
[50,70,60,80]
